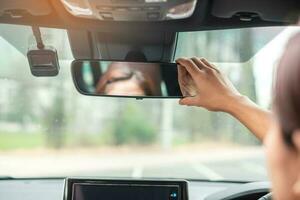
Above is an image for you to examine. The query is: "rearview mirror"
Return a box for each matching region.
[71,60,183,99]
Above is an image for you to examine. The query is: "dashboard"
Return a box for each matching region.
[0,178,271,200]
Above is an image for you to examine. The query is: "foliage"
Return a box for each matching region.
[109,103,156,145]
[42,81,67,149]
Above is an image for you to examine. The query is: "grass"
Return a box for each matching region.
[0,131,259,151]
[0,132,108,150]
[0,132,44,150]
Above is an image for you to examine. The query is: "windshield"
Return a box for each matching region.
[0,24,299,181]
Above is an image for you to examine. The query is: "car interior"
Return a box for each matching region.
[0,0,299,200]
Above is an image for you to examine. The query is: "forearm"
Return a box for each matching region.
[225,95,272,141]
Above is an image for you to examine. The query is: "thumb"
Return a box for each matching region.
[179,97,199,106]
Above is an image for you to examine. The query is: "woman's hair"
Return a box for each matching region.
[96,67,153,96]
[275,33,300,147]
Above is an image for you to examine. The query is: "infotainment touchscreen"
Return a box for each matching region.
[64,178,188,200]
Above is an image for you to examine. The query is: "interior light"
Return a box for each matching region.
[60,0,198,21]
[166,0,197,20]
[61,0,94,18]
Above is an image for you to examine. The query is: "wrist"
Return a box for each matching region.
[223,94,252,115]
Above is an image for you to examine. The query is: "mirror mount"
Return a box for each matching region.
[125,51,147,62]
[68,30,178,62]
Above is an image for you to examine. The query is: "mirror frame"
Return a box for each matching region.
[71,59,183,99]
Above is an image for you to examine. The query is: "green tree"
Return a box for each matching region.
[109,102,156,145]
[43,82,66,149]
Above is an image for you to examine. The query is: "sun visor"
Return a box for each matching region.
[68,30,178,62]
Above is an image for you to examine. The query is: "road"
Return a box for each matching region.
[84,152,268,181]
[0,146,268,182]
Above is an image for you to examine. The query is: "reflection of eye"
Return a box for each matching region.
[106,73,134,85]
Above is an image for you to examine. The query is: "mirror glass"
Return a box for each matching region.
[72,60,183,98]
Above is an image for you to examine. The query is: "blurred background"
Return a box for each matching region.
[0,24,299,181]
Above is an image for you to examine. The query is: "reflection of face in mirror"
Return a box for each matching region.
[97,67,150,96]
[95,62,162,96]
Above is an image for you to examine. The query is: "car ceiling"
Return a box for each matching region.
[0,0,299,32]
[0,0,299,63]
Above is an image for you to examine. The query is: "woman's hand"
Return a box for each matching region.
[177,57,272,140]
[177,57,242,112]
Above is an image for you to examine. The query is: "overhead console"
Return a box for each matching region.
[60,0,197,21]
[0,0,298,33]
[64,178,189,200]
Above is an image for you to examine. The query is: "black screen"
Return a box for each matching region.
[73,184,180,200]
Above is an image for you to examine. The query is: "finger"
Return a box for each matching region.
[200,58,220,73]
[178,65,192,96]
[177,58,201,75]
[176,58,203,79]
[191,57,212,72]
[177,64,187,78]
[180,85,189,96]
[177,64,188,85]
[179,97,199,106]
[200,58,213,68]
[177,65,186,92]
